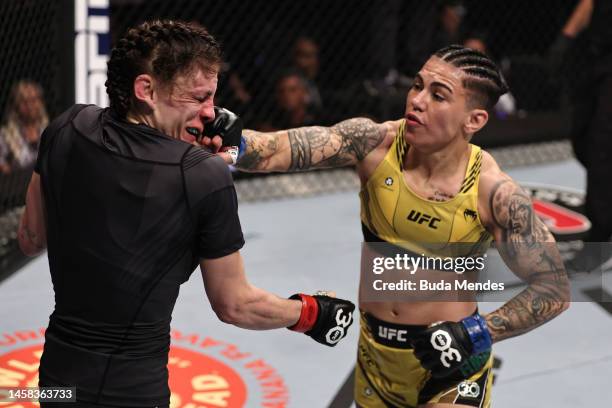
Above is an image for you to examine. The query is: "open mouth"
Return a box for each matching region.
[186,127,201,138]
[406,113,423,125]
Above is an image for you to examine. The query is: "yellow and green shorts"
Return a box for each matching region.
[354,312,493,408]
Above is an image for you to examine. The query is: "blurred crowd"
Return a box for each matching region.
[0,0,608,238]
[0,80,47,175]
[212,0,542,131]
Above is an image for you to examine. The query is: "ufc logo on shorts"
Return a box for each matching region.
[430,329,462,368]
[325,308,353,345]
[378,327,408,342]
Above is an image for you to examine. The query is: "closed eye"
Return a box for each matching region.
[194,92,214,103]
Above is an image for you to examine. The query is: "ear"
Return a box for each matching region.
[133,74,156,109]
[463,108,488,136]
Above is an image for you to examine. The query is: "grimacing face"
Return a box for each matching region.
[150,67,218,143]
[404,57,476,150]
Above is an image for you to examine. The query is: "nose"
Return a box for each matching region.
[200,100,215,124]
[409,89,426,112]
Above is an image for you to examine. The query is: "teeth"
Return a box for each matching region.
[186,127,200,137]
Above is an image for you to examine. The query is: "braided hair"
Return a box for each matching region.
[434,45,509,110]
[105,20,222,118]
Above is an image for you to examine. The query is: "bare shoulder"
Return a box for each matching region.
[355,119,402,176]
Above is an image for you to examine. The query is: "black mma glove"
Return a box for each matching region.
[412,313,492,378]
[204,106,244,148]
[288,293,355,347]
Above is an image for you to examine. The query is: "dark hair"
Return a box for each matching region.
[434,44,509,110]
[106,20,222,118]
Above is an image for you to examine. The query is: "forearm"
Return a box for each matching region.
[236,118,387,173]
[236,129,289,172]
[218,285,302,330]
[485,273,570,342]
[18,206,46,256]
[486,178,571,343]
[562,0,593,38]
[18,174,47,256]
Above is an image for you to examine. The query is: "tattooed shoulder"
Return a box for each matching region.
[488,176,555,244]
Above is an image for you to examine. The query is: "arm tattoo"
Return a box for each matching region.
[287,118,385,171]
[237,130,280,170]
[486,179,570,342]
[237,119,385,171]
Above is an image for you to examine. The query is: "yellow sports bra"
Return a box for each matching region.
[359,121,492,258]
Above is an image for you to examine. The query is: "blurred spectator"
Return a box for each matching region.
[0,80,48,172]
[369,0,468,83]
[214,62,252,118]
[401,0,468,76]
[462,32,517,117]
[290,35,323,112]
[257,69,319,131]
[0,137,10,174]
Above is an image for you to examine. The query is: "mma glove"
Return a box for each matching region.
[203,107,246,164]
[412,313,492,378]
[288,293,355,347]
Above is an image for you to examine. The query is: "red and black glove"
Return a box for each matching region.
[288,293,355,347]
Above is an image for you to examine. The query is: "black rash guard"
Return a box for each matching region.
[35,105,244,407]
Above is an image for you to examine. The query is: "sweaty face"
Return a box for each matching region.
[151,68,218,143]
[404,57,470,150]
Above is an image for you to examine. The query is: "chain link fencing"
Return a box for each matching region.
[0,0,587,276]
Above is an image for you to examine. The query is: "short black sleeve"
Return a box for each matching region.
[35,104,89,173]
[35,124,53,173]
[197,185,245,259]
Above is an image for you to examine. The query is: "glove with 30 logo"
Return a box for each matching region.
[412,314,492,378]
[288,293,355,347]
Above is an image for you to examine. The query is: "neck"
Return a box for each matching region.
[126,111,154,128]
[404,137,471,179]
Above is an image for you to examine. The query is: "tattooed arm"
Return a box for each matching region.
[480,172,570,343]
[236,118,395,172]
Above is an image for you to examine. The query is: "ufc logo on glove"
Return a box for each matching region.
[430,329,462,368]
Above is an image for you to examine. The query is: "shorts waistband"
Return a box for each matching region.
[362,312,428,349]
[361,309,479,349]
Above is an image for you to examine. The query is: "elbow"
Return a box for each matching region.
[212,302,246,326]
[560,288,571,314]
[554,280,571,316]
[18,232,45,257]
[560,300,571,314]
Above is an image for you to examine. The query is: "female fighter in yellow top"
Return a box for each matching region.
[209,45,570,408]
